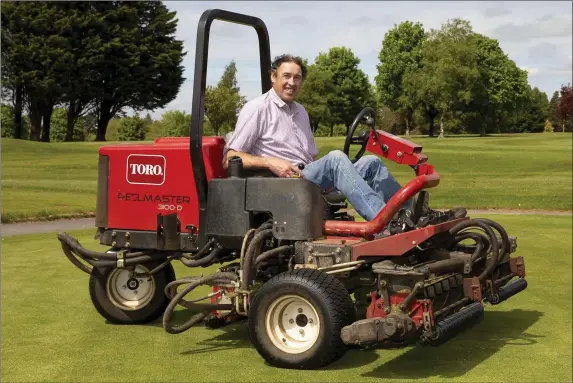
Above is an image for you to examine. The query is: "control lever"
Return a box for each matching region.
[295,164,304,178]
[291,163,305,178]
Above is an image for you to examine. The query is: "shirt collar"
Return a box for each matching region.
[269,87,299,116]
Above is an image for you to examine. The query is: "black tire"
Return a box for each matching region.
[248,268,356,370]
[89,261,175,324]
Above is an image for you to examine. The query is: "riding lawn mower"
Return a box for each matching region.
[57,9,528,370]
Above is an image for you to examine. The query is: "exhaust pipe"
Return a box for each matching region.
[427,302,484,345]
[488,278,528,305]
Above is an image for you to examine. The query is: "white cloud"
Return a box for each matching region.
[521,66,540,76]
[144,1,573,119]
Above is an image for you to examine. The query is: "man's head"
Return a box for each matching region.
[270,54,307,104]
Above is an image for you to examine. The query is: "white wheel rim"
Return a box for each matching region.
[107,265,155,311]
[265,295,320,354]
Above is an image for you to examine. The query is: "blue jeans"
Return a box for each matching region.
[301,150,409,221]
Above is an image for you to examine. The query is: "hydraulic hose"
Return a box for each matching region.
[452,232,487,263]
[474,218,511,265]
[163,271,239,334]
[449,219,499,281]
[180,247,221,268]
[255,245,292,265]
[239,229,256,274]
[424,258,466,274]
[182,238,215,261]
[241,229,273,289]
[57,231,149,260]
[59,241,93,274]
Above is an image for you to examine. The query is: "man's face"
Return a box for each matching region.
[271,62,303,103]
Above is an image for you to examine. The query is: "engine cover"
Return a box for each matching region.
[96,137,226,232]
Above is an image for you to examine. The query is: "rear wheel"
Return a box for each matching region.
[248,269,355,369]
[89,261,175,324]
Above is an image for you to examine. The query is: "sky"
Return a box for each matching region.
[143,1,573,119]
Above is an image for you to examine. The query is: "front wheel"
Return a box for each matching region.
[248,269,356,369]
[89,261,175,324]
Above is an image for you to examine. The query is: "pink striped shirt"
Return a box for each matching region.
[224,88,318,165]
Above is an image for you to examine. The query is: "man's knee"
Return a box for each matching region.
[359,155,386,169]
[327,149,347,159]
[325,150,352,165]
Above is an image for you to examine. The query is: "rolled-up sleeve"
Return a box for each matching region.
[224,101,261,155]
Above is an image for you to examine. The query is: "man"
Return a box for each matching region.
[223,54,411,222]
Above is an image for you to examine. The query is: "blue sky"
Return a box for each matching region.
[145,1,572,119]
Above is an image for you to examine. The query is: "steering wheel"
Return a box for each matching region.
[343,107,376,163]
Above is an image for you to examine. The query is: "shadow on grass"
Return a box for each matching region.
[134,308,542,373]
[361,309,543,379]
[180,320,253,355]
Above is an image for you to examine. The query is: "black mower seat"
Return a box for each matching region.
[323,190,346,204]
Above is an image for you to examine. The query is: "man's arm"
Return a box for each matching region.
[225,149,301,178]
[224,149,267,169]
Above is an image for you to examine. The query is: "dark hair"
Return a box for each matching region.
[270,54,307,80]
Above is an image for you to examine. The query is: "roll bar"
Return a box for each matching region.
[190,9,272,213]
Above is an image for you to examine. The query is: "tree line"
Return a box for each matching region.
[1,2,571,142]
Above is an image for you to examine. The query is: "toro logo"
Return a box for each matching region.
[126,154,166,185]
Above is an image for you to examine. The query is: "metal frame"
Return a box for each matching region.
[189,9,272,234]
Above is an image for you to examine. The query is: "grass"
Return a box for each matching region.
[1,133,571,223]
[1,214,571,382]
[0,139,137,223]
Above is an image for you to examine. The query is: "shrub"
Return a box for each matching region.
[544,119,554,133]
[117,116,147,141]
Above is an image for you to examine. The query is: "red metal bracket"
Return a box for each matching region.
[509,256,526,277]
[351,218,466,259]
[463,277,483,302]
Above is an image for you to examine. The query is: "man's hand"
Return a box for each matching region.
[264,157,301,178]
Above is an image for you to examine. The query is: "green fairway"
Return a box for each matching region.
[1,214,571,382]
[1,133,571,222]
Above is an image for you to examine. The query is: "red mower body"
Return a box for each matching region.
[98,137,227,231]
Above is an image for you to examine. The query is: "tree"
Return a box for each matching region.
[1,1,71,142]
[54,2,101,142]
[204,60,246,136]
[544,119,554,133]
[297,64,336,133]
[375,21,426,135]
[89,2,186,141]
[204,86,243,136]
[403,19,483,137]
[314,47,374,134]
[218,60,240,92]
[158,110,192,137]
[469,34,529,135]
[507,86,549,133]
[556,84,572,132]
[1,2,184,142]
[1,2,26,139]
[547,90,560,127]
[1,104,15,138]
[117,116,147,141]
